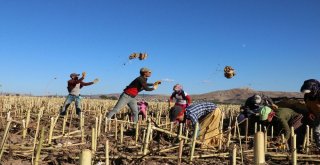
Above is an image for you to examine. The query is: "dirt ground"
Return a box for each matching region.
[1,96,320,165]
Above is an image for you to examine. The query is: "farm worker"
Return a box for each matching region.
[237,94,278,136]
[170,102,222,147]
[259,106,305,151]
[131,100,149,121]
[60,72,99,116]
[169,84,192,121]
[300,79,320,150]
[238,94,277,123]
[107,67,161,122]
[137,100,148,119]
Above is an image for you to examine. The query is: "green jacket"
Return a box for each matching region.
[274,108,300,140]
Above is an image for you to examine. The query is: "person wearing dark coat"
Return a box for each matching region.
[301,79,320,150]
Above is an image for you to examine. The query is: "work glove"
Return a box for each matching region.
[153,84,158,90]
[82,72,86,78]
[308,113,316,121]
[93,78,99,84]
[270,104,279,110]
[154,80,162,85]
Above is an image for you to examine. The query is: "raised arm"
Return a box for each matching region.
[80,78,99,88]
[147,83,154,86]
[142,81,154,91]
[80,81,94,87]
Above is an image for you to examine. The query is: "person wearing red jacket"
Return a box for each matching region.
[169,84,191,122]
[107,68,161,122]
[60,72,99,116]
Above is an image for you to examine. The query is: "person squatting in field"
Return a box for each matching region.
[237,94,277,122]
[169,84,192,123]
[259,106,306,151]
[131,99,149,121]
[107,67,161,122]
[137,99,148,119]
[60,72,99,116]
[170,102,222,147]
[301,79,320,150]
[237,94,279,135]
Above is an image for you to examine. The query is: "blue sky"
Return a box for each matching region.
[0,0,319,96]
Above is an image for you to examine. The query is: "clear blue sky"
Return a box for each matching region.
[0,0,319,96]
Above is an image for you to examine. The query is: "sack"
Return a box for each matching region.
[289,114,303,130]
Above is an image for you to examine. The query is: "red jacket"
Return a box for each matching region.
[124,76,154,97]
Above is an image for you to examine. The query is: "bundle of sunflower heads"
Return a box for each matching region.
[224,66,236,79]
[129,53,148,60]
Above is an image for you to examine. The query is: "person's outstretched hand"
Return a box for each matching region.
[271,104,279,110]
[93,78,99,84]
[309,113,316,121]
[154,80,162,85]
[153,83,159,90]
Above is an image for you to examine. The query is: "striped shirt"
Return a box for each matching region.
[185,102,217,125]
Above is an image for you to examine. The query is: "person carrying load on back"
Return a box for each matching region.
[259,106,305,152]
[60,72,99,116]
[300,79,320,150]
[169,84,191,122]
[169,102,222,147]
[107,67,161,122]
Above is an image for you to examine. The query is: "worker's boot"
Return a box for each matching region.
[60,104,70,116]
[76,108,81,116]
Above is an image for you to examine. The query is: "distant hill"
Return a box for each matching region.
[191,88,303,104]
[92,93,170,101]
[95,88,304,104]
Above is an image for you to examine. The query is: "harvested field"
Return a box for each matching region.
[0,96,319,165]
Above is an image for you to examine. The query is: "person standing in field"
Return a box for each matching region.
[169,84,192,122]
[107,67,161,122]
[60,72,99,116]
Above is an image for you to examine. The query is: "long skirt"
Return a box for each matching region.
[199,108,222,147]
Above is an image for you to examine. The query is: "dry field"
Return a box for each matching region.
[0,96,319,165]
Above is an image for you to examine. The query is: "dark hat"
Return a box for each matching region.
[70,73,80,78]
[300,79,320,93]
[169,106,184,122]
